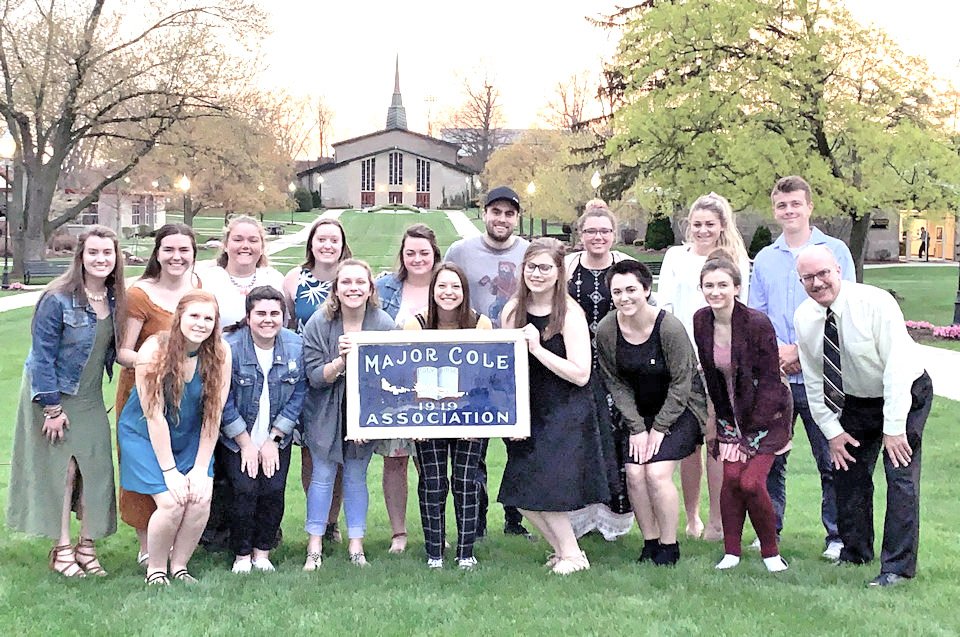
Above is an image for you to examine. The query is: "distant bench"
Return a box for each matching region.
[23,260,69,284]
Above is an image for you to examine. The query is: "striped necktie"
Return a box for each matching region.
[823,308,844,413]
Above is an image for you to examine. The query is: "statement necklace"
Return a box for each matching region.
[85,288,107,302]
[228,269,258,295]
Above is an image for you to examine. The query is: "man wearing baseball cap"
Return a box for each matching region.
[446,185,532,539]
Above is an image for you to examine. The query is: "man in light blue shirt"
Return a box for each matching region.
[749,175,855,560]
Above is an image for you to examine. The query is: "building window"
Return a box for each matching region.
[130,196,143,225]
[361,158,376,192]
[79,203,99,225]
[389,152,403,186]
[416,158,431,192]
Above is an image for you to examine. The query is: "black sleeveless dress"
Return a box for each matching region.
[497,314,610,511]
[567,256,631,514]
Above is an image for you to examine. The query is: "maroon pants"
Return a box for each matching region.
[721,453,779,558]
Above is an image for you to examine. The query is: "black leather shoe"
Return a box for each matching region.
[504,523,536,540]
[867,573,910,588]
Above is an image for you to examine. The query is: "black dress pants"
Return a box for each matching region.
[222,443,292,557]
[835,372,931,577]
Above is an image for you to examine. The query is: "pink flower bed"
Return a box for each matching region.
[905,320,960,340]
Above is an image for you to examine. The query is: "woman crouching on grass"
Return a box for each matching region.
[692,252,791,572]
[221,286,306,574]
[118,290,230,585]
[405,263,493,570]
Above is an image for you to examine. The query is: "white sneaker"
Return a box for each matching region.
[715,554,741,570]
[427,558,443,569]
[458,557,478,570]
[764,555,789,572]
[252,557,275,572]
[822,541,843,561]
[232,558,252,574]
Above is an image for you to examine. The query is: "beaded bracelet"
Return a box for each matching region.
[43,406,63,419]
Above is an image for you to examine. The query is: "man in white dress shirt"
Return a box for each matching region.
[794,245,932,587]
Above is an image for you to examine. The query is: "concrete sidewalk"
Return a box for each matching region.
[445,209,481,239]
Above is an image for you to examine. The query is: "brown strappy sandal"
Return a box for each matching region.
[74,537,108,576]
[49,543,86,578]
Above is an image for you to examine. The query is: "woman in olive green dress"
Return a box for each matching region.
[6,226,126,577]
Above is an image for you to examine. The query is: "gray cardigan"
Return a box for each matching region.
[301,306,395,464]
[595,309,707,435]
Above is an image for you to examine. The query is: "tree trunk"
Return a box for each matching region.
[848,212,870,283]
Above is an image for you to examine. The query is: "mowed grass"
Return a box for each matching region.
[864,265,958,326]
[2,221,960,635]
[338,210,461,274]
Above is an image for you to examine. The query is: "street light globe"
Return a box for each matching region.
[258,183,265,193]
[288,182,297,194]
[318,175,325,184]
[0,132,16,159]
[591,171,602,191]
[151,180,159,189]
[526,181,536,196]
[175,174,191,192]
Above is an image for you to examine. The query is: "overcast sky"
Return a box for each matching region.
[257,1,960,156]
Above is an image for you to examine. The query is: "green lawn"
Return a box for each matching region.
[863,265,958,326]
[2,224,960,635]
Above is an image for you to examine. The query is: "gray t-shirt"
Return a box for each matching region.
[445,235,530,327]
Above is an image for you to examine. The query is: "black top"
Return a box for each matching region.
[567,256,615,336]
[616,310,670,423]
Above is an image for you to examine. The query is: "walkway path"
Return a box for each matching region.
[444,209,481,239]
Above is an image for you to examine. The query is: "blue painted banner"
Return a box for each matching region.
[346,330,529,439]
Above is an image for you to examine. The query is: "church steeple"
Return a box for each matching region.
[385,55,408,131]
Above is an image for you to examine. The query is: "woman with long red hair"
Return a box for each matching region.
[118,290,231,585]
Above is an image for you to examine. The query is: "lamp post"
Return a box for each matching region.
[288,181,297,224]
[175,174,191,226]
[526,181,536,238]
[257,183,265,223]
[0,132,16,289]
[317,175,324,210]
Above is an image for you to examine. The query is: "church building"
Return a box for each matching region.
[297,60,476,209]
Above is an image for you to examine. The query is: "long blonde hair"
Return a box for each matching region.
[140,290,227,437]
[684,193,748,264]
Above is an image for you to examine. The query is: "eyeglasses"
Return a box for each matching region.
[798,268,834,285]
[524,262,556,274]
[582,228,613,236]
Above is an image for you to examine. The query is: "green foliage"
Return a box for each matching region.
[294,186,313,212]
[644,215,675,250]
[602,0,960,268]
[748,224,774,259]
[311,190,322,209]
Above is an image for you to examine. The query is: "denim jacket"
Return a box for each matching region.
[375,272,403,320]
[220,325,306,451]
[26,290,117,406]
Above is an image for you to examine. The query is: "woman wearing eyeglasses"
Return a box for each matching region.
[499,238,609,575]
[564,200,634,541]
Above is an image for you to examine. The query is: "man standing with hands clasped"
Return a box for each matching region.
[794,245,932,588]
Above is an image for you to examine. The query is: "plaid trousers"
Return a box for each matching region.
[415,438,485,561]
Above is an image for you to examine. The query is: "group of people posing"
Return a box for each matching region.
[7,176,930,588]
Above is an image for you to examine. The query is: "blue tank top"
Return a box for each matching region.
[293,267,332,333]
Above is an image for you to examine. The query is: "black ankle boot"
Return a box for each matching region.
[652,542,680,566]
[637,538,660,563]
